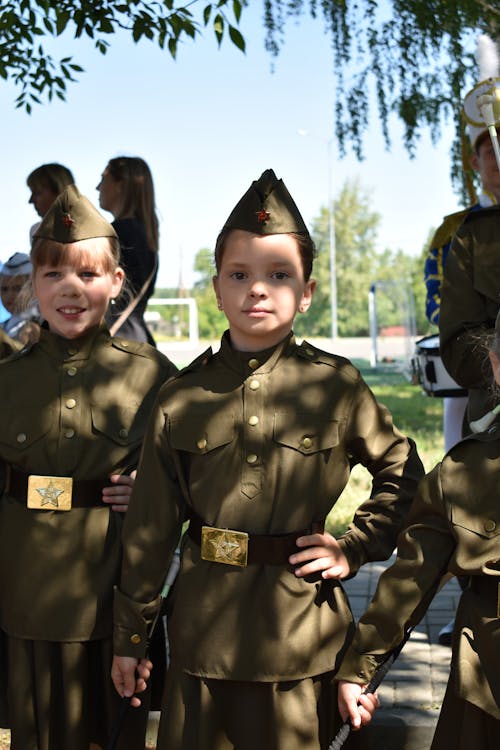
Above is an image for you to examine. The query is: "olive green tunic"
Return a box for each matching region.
[115,332,423,685]
[0,324,176,641]
[440,206,500,424]
[336,426,500,747]
[0,323,176,745]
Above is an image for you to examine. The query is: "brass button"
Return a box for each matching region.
[119,428,129,439]
[302,436,312,449]
[67,366,77,376]
[484,519,496,533]
[249,379,260,391]
[246,454,258,464]
[66,398,76,409]
[120,340,129,347]
[16,433,27,443]
[248,358,259,369]
[67,348,77,356]
[130,633,141,645]
[248,415,259,426]
[197,438,207,450]
[305,348,315,357]
[65,429,75,439]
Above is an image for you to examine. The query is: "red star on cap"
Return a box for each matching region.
[62,213,74,227]
[256,208,270,223]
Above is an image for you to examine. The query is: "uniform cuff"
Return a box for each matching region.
[113,587,162,658]
[335,648,381,684]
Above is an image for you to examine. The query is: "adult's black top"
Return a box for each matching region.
[106,217,158,346]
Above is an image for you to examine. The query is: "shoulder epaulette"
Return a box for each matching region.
[111,337,170,362]
[461,203,500,225]
[177,347,213,377]
[430,207,472,250]
[296,340,354,371]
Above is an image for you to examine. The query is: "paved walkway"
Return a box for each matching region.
[342,555,461,748]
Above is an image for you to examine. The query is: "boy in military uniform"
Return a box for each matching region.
[337,309,500,748]
[112,169,423,749]
[0,185,177,749]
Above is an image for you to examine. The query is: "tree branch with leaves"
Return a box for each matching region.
[0,0,245,113]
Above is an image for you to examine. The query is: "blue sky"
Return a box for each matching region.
[1,4,461,289]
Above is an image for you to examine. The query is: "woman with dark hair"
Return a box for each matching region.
[97,156,159,345]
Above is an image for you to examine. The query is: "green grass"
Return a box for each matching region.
[327,361,444,537]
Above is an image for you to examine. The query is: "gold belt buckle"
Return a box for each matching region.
[27,475,73,511]
[201,526,248,567]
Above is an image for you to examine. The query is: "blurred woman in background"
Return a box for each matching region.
[97,156,159,345]
[26,163,75,240]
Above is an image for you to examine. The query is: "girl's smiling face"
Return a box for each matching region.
[213,230,315,352]
[33,244,124,340]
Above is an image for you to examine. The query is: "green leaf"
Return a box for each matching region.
[232,0,242,23]
[228,24,245,52]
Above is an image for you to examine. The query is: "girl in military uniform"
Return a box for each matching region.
[0,185,177,750]
[337,315,500,747]
[112,169,423,750]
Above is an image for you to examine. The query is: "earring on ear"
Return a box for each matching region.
[110,298,116,306]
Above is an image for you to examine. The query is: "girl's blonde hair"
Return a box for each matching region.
[31,236,121,274]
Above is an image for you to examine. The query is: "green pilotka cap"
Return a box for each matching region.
[33,184,117,243]
[222,169,311,237]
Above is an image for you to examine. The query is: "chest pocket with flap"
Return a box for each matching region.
[0,407,53,451]
[169,416,235,455]
[90,404,144,446]
[273,413,341,455]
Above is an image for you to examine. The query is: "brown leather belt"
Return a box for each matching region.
[7,467,110,509]
[187,509,325,566]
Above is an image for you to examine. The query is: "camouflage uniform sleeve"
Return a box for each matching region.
[336,464,454,683]
[336,376,425,575]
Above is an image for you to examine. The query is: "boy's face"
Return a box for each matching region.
[213,230,315,352]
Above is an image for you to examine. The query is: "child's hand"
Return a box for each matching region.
[111,655,152,708]
[337,680,380,729]
[102,470,137,513]
[288,531,350,579]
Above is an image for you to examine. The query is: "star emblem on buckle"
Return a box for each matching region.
[210,534,241,562]
[200,526,249,567]
[27,475,73,511]
[37,480,64,507]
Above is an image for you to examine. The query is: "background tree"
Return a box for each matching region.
[1,0,245,113]
[192,247,226,340]
[297,179,380,338]
[3,1,499,190]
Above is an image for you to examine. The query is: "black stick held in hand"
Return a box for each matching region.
[328,629,412,750]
